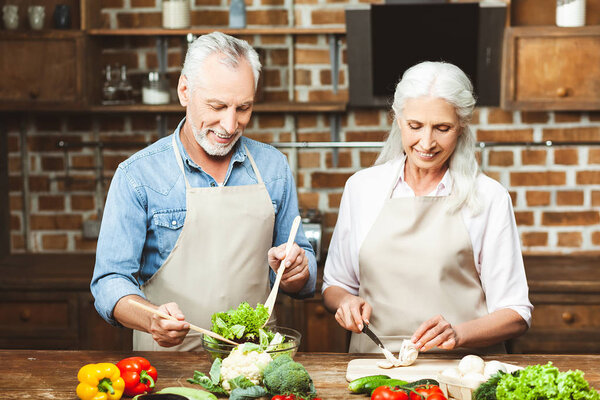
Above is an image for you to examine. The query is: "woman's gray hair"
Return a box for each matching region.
[376,61,481,215]
[181,31,261,91]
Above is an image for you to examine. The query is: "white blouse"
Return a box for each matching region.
[322,156,533,326]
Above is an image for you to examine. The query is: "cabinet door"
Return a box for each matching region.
[501,26,600,110]
[507,293,600,354]
[0,32,86,105]
[0,291,79,349]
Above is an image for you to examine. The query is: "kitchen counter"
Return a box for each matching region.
[1,350,599,399]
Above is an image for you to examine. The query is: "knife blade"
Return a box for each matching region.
[362,324,399,364]
[362,324,388,351]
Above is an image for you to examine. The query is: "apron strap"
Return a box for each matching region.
[171,134,191,189]
[244,144,264,184]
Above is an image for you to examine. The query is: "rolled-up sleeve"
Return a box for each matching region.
[90,166,148,326]
[478,190,533,327]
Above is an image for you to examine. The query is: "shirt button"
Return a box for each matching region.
[171,220,177,226]
[210,182,216,187]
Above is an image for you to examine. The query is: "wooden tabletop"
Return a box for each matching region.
[1,350,599,399]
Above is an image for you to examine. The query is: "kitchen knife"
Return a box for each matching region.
[362,324,389,351]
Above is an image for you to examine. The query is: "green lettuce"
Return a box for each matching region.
[211,302,272,342]
[496,362,600,400]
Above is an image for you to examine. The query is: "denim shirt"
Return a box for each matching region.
[91,118,317,325]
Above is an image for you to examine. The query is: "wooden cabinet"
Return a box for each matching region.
[0,31,88,107]
[501,26,600,111]
[0,255,132,350]
[507,255,600,354]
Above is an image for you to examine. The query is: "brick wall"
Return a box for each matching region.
[4,2,600,254]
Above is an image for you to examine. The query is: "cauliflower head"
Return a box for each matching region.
[220,344,272,392]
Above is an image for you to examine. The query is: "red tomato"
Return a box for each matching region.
[271,396,286,400]
[372,386,410,400]
[425,395,447,400]
[408,385,446,400]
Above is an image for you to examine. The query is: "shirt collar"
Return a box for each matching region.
[397,154,453,196]
[173,117,247,171]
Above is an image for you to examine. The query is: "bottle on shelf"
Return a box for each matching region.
[117,65,134,104]
[229,0,246,28]
[101,65,119,105]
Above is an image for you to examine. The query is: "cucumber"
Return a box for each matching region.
[403,378,439,389]
[366,379,409,395]
[348,374,391,393]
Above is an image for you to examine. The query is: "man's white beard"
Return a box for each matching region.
[191,124,241,157]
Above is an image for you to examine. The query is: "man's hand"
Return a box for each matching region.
[267,242,309,293]
[149,302,190,347]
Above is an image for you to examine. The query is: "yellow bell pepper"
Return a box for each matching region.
[76,363,125,400]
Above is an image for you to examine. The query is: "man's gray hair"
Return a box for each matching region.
[376,61,481,215]
[181,31,261,90]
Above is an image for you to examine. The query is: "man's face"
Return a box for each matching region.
[179,53,255,157]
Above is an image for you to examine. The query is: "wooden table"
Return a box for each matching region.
[1,350,599,399]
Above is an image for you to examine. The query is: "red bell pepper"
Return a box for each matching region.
[116,356,157,397]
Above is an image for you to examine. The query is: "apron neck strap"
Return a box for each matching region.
[171,135,264,186]
[244,144,264,184]
[172,134,191,189]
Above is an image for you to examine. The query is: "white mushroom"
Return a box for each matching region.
[458,354,485,375]
[484,360,507,379]
[376,340,419,369]
[461,372,487,389]
[376,360,395,369]
[440,367,462,383]
[397,339,419,366]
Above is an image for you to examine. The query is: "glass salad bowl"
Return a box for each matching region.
[201,325,301,361]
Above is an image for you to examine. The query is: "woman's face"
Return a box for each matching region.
[398,96,462,173]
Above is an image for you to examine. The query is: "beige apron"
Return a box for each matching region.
[349,162,505,355]
[133,135,274,351]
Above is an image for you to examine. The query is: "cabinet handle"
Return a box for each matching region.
[29,91,39,100]
[315,305,326,317]
[19,309,31,322]
[561,312,574,324]
[556,87,568,98]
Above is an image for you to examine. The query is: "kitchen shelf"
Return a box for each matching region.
[0,101,347,113]
[0,30,85,39]
[87,27,346,36]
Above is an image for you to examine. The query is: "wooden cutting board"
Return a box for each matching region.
[346,358,462,382]
[346,358,522,382]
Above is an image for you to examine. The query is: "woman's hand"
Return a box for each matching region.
[411,314,459,352]
[334,294,372,333]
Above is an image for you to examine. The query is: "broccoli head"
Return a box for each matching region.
[263,355,317,399]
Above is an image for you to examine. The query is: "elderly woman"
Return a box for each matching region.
[322,61,532,354]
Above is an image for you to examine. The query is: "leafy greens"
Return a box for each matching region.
[489,362,600,400]
[211,302,272,343]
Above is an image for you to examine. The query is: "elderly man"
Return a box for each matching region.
[91,32,317,351]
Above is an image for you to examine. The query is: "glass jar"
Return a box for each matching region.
[142,72,170,105]
[162,0,190,29]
